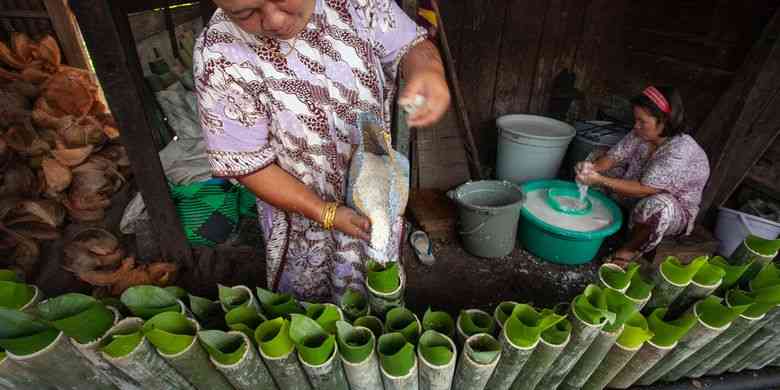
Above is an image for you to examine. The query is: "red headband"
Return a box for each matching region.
[643,86,671,114]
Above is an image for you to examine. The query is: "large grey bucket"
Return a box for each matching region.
[447,181,524,258]
[496,115,576,185]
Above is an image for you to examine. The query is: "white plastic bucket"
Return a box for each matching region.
[496,115,576,185]
[714,207,780,257]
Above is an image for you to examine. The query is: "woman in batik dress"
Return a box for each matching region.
[194,0,449,301]
[576,86,710,267]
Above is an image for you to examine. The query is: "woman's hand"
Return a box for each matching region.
[333,206,372,241]
[575,161,595,175]
[400,40,450,127]
[576,169,603,186]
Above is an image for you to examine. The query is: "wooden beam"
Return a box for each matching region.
[163,5,181,61]
[0,10,49,18]
[200,0,217,24]
[696,10,780,221]
[41,0,91,70]
[69,0,193,266]
[431,0,483,179]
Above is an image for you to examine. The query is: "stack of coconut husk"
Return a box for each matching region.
[0,33,176,294]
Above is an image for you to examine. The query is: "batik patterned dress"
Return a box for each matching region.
[194,0,426,302]
[603,131,710,253]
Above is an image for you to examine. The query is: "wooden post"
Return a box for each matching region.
[69,0,193,266]
[200,0,218,24]
[40,0,90,70]
[696,10,780,220]
[163,4,181,63]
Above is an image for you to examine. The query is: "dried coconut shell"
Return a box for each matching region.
[52,145,93,167]
[0,86,31,128]
[21,66,52,84]
[0,225,40,272]
[62,198,105,222]
[0,162,38,198]
[71,227,120,256]
[8,222,60,241]
[97,145,129,168]
[76,257,178,296]
[8,80,40,98]
[4,121,50,157]
[32,95,71,130]
[41,157,72,192]
[32,35,61,72]
[63,243,101,274]
[10,33,34,64]
[0,39,26,69]
[13,199,66,228]
[40,67,97,117]
[60,115,106,147]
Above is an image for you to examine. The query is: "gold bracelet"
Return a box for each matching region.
[321,202,339,230]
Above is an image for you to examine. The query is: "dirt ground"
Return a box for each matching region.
[401,233,619,316]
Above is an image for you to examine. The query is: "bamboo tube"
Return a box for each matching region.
[338,322,382,390]
[665,290,766,380]
[509,318,571,390]
[640,298,739,385]
[152,317,233,390]
[418,331,457,390]
[100,318,195,390]
[378,332,419,390]
[560,325,622,389]
[255,318,312,390]
[20,285,42,312]
[582,312,652,390]
[707,309,780,375]
[0,354,54,389]
[645,257,707,311]
[218,284,261,313]
[299,343,349,390]
[608,339,675,389]
[456,309,496,346]
[731,237,779,285]
[452,334,501,390]
[534,302,607,390]
[597,263,636,293]
[484,304,564,390]
[366,265,406,317]
[666,263,724,318]
[202,331,278,390]
[745,334,780,371]
[71,307,141,390]
[9,331,118,390]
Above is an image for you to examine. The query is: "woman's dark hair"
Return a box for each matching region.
[630,85,686,137]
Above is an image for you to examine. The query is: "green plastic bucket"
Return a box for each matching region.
[518,179,622,264]
[447,180,524,258]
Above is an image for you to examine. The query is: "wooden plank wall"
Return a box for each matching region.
[0,0,53,41]
[128,4,203,75]
[419,0,629,189]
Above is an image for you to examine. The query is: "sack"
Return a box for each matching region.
[347,114,410,263]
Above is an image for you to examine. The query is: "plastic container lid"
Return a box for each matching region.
[497,115,576,140]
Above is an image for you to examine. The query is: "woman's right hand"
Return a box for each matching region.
[575,161,595,175]
[333,206,371,241]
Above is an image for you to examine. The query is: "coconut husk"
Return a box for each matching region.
[33,35,61,73]
[62,228,124,274]
[0,85,30,126]
[62,199,106,222]
[52,145,93,167]
[41,157,72,192]
[39,66,97,118]
[1,199,64,241]
[60,115,106,147]
[0,225,40,274]
[11,33,34,64]
[8,80,40,99]
[71,227,120,256]
[0,161,38,198]
[0,37,27,69]
[12,199,66,227]
[97,145,129,169]
[31,96,72,130]
[4,121,51,157]
[77,257,178,296]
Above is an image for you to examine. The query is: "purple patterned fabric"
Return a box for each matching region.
[194,0,426,302]
[604,131,710,253]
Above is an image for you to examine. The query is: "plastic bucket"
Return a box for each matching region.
[447,181,524,258]
[518,180,623,265]
[562,121,629,177]
[496,115,576,185]
[715,207,780,257]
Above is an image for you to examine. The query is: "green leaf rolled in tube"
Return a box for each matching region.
[602,289,638,333]
[254,317,294,358]
[354,315,384,338]
[366,261,401,293]
[0,308,59,356]
[225,305,266,341]
[340,288,369,321]
[600,263,640,291]
[37,293,114,344]
[418,330,454,366]
[504,304,565,348]
[646,308,696,347]
[710,256,750,291]
[143,311,196,355]
[121,286,181,320]
[616,312,653,349]
[422,308,455,338]
[494,302,517,328]
[255,288,304,319]
[336,320,374,364]
[378,332,416,376]
[198,330,248,365]
[385,307,421,345]
[458,309,496,338]
[625,272,654,302]
[289,313,336,366]
[661,256,708,285]
[102,331,144,358]
[695,296,749,329]
[572,284,615,326]
[305,303,342,334]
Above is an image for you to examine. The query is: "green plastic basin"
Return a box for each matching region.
[519,179,623,264]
